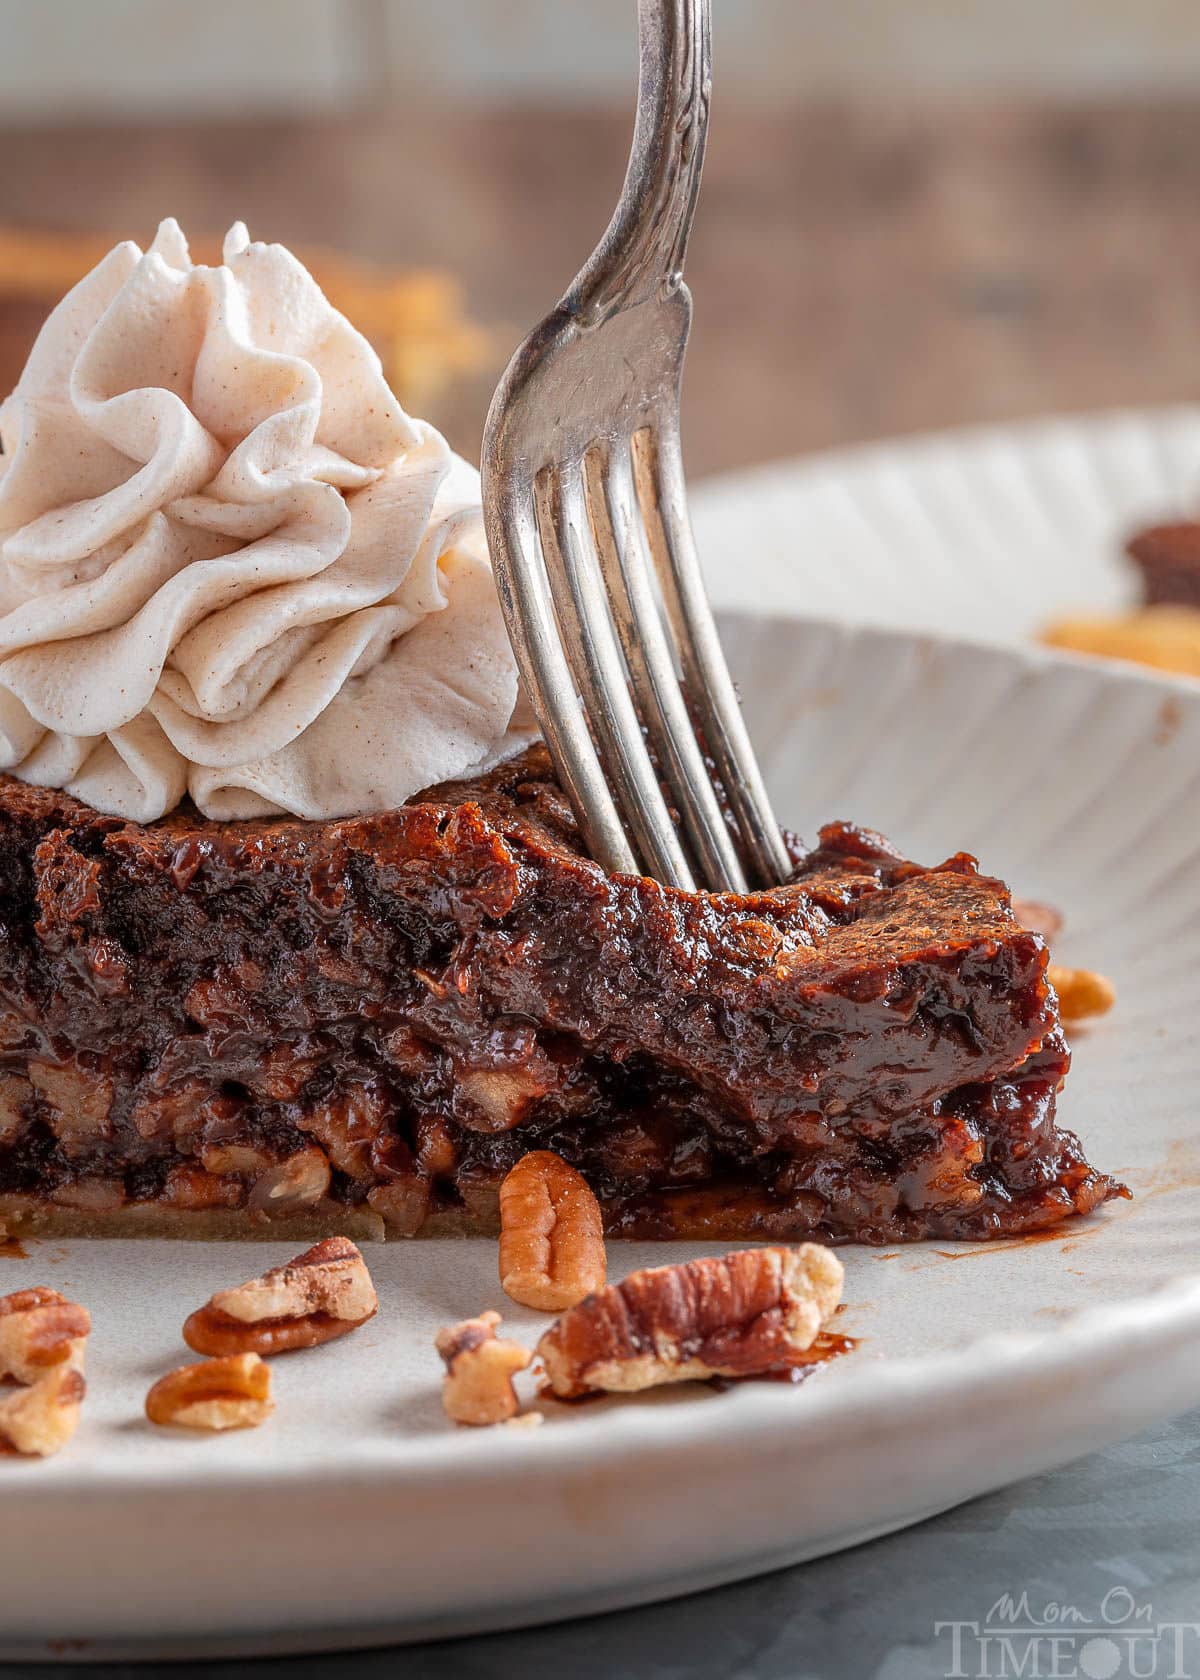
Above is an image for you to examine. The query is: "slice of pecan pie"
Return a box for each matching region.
[0,745,1119,1242]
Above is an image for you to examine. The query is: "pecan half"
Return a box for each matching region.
[435,1310,532,1426]
[145,1353,273,1431]
[499,1150,605,1311]
[1048,964,1116,1023]
[183,1237,378,1357]
[0,1364,87,1457]
[0,1287,90,1383]
[538,1244,844,1398]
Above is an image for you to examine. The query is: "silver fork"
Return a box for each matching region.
[481,0,791,893]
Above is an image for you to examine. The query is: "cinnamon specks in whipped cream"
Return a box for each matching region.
[0,219,534,822]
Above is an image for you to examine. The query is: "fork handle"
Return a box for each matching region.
[570,0,711,326]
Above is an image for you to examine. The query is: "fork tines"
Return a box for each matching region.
[490,409,791,895]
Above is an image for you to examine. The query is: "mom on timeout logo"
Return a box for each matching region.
[935,1586,1200,1678]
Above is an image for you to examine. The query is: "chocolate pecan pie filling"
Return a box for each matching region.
[0,746,1120,1242]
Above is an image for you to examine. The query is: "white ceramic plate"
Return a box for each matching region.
[693,405,1200,645]
[3,607,1199,1659]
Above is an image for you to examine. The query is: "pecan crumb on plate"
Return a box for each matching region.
[436,1310,532,1426]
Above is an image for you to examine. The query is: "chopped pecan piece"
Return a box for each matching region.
[538,1244,844,1399]
[182,1237,378,1357]
[1048,964,1117,1023]
[0,1364,86,1457]
[28,1059,114,1147]
[367,1176,433,1235]
[414,1114,457,1178]
[246,1146,332,1216]
[297,1086,388,1180]
[145,1353,273,1431]
[201,1143,275,1177]
[435,1310,532,1426]
[499,1150,606,1311]
[457,1065,547,1133]
[0,1287,90,1382]
[161,1163,243,1211]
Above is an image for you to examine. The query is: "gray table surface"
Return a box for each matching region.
[10,1403,1198,1680]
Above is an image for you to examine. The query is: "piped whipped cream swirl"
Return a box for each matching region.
[0,219,532,821]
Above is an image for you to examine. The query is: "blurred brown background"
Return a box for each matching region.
[4,1,1200,478]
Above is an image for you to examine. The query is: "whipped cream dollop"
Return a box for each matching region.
[0,219,532,822]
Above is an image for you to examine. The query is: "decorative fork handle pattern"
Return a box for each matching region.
[571,0,712,325]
